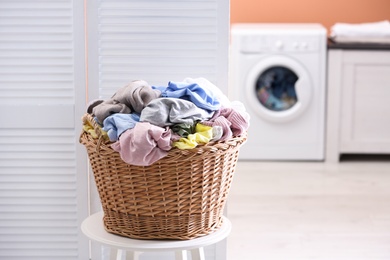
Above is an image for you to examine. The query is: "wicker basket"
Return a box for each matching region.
[80,113,247,240]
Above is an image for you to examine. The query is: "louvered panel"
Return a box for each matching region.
[0,128,79,259]
[0,0,86,259]
[0,0,74,106]
[96,0,222,99]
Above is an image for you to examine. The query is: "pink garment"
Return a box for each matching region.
[111,122,172,166]
[202,108,249,141]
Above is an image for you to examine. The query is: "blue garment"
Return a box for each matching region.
[157,81,221,111]
[152,85,167,93]
[102,113,140,141]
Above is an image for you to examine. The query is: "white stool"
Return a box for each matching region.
[81,212,231,260]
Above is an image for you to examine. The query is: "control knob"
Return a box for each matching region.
[275,40,284,49]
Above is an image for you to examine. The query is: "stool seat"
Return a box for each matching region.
[81,212,231,260]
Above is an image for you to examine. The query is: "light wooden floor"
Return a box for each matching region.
[227,159,390,260]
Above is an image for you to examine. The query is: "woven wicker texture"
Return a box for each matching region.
[80,113,247,240]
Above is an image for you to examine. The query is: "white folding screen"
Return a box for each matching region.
[87,0,230,100]
[0,1,88,260]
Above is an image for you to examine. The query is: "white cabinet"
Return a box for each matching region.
[326,47,390,162]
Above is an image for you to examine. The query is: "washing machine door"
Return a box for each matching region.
[246,55,312,123]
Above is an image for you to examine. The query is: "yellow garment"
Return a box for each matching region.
[83,124,99,139]
[82,115,109,140]
[173,123,213,150]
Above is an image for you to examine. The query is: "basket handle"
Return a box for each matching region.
[95,135,105,154]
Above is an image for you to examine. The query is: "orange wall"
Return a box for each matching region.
[230,0,390,34]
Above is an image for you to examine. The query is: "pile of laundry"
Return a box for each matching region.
[83,78,250,166]
[330,20,390,44]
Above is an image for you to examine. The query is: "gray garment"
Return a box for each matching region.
[90,99,131,124]
[87,80,161,124]
[140,98,214,127]
[111,80,161,114]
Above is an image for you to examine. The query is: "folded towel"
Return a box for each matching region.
[330,20,390,44]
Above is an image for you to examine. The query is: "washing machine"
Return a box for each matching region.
[230,23,327,160]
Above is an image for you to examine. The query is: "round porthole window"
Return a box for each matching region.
[256,66,298,112]
[245,55,312,123]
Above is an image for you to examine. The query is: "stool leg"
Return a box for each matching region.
[109,248,121,260]
[190,247,205,260]
[175,250,188,260]
[125,251,141,260]
[116,249,125,260]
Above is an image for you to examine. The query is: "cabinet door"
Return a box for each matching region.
[340,51,390,153]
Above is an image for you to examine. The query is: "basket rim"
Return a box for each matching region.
[80,113,248,155]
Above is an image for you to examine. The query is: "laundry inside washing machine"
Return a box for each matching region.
[256,66,298,111]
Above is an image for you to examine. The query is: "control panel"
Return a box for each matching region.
[240,34,320,53]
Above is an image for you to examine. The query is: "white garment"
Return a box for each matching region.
[182,77,232,108]
[330,20,390,44]
[182,78,251,126]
